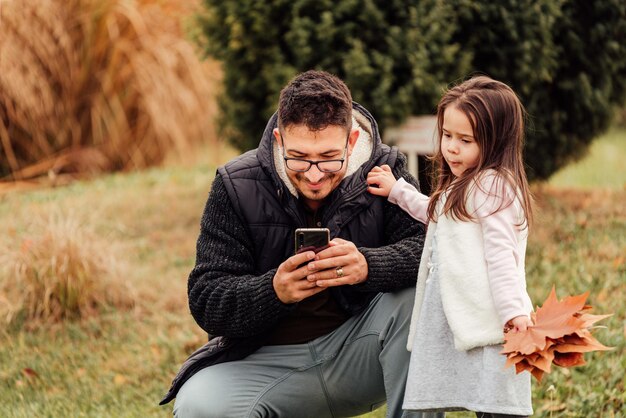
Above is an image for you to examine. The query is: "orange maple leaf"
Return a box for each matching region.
[532,287,589,338]
[501,286,613,381]
[502,287,587,355]
[552,351,586,367]
[576,312,613,328]
[552,331,612,353]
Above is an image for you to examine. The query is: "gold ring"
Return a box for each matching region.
[336,267,344,278]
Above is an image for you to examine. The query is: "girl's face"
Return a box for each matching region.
[441,105,480,178]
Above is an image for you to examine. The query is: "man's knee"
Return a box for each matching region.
[173,367,235,418]
[379,286,416,319]
[173,382,211,418]
[171,352,318,418]
[173,394,213,418]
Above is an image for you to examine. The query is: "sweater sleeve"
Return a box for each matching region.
[357,162,426,292]
[473,173,531,325]
[187,174,294,338]
[388,177,430,224]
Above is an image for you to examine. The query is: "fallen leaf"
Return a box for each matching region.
[150,345,161,360]
[502,287,589,356]
[523,350,554,373]
[552,336,611,353]
[530,367,545,381]
[502,286,613,381]
[553,352,586,367]
[514,360,533,375]
[576,313,613,328]
[113,374,127,386]
[502,326,553,355]
[533,287,589,337]
[505,353,526,369]
[46,386,62,396]
[22,368,39,379]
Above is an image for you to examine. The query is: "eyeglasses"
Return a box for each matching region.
[281,133,349,173]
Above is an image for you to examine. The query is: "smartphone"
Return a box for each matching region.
[294,228,330,254]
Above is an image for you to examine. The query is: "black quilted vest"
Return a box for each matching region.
[159,103,408,405]
[218,103,401,315]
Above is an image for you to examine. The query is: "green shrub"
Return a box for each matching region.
[197,0,626,180]
[450,0,626,180]
[196,0,469,152]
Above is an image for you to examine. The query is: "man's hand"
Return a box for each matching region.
[305,238,369,287]
[366,164,397,198]
[273,250,326,304]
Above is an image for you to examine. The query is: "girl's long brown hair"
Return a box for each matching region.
[427,76,533,226]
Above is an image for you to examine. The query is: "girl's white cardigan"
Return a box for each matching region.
[404,172,533,352]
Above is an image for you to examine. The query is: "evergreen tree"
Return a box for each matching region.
[450,0,626,179]
[198,0,626,180]
[197,0,467,151]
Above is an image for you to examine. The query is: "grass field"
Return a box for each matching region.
[0,130,624,417]
[547,128,626,189]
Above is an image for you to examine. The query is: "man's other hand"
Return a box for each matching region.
[305,238,369,287]
[273,250,326,303]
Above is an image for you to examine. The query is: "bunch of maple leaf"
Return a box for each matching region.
[501,287,612,382]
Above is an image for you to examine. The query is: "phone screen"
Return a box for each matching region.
[294,228,330,254]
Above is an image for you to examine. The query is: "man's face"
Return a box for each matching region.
[274,124,359,210]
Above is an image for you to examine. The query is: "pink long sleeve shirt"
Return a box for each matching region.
[389,174,532,329]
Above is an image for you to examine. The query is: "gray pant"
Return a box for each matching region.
[173,287,442,418]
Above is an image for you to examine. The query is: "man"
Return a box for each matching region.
[161,70,429,417]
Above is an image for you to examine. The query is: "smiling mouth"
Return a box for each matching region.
[306,181,325,190]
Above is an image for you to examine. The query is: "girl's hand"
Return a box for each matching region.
[367,164,397,197]
[504,315,533,333]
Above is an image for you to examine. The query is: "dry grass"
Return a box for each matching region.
[0,209,135,326]
[0,152,623,415]
[0,0,219,182]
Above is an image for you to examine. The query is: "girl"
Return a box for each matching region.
[367,76,534,417]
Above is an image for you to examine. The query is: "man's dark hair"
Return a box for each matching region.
[278,70,353,132]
